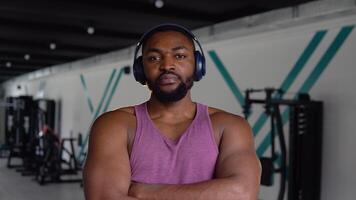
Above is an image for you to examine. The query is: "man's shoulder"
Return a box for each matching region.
[207,106,247,126]
[114,106,136,116]
[207,106,244,119]
[93,106,136,130]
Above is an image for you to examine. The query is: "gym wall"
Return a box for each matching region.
[2,0,356,199]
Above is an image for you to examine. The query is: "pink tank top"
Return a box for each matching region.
[130,102,219,184]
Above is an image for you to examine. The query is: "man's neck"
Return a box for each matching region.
[147,93,196,119]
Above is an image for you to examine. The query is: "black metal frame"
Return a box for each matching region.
[243,88,322,200]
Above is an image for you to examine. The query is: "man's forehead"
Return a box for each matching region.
[142,30,194,50]
[150,30,190,38]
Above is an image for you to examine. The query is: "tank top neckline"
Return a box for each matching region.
[143,102,201,144]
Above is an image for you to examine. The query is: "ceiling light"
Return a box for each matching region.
[87,26,95,35]
[49,42,56,50]
[6,62,12,68]
[24,54,31,60]
[154,0,164,8]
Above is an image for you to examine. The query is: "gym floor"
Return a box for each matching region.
[0,158,84,200]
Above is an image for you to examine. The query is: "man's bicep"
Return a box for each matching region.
[215,116,261,181]
[83,113,132,200]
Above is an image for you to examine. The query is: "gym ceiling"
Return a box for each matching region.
[0,0,315,83]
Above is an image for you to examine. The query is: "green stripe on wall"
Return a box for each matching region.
[208,51,245,107]
[252,30,327,137]
[102,69,124,113]
[78,67,128,163]
[80,74,94,114]
[92,69,117,120]
[257,25,354,157]
[299,26,354,93]
[77,69,117,162]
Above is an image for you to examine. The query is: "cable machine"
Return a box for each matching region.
[243,88,322,200]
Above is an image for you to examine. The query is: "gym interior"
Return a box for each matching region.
[0,0,355,199]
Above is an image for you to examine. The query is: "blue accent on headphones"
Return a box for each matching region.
[132,23,206,85]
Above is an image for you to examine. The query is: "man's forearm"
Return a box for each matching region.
[85,192,139,200]
[120,195,139,200]
[129,177,255,200]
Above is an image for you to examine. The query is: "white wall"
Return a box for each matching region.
[2,0,356,199]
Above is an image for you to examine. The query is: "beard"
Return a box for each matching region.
[147,72,194,103]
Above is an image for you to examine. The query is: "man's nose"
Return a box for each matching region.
[159,55,175,71]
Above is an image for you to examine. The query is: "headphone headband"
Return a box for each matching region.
[134,23,205,59]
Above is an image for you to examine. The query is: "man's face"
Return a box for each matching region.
[142,31,195,102]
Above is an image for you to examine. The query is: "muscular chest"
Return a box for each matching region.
[152,118,193,141]
[127,115,223,154]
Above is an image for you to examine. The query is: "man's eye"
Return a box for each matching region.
[175,54,186,60]
[147,56,160,61]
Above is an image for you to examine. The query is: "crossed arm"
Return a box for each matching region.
[83,112,261,200]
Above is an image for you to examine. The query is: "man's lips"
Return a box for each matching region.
[158,73,179,85]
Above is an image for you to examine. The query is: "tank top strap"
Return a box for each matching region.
[132,102,147,154]
[194,103,219,153]
[134,102,146,123]
[195,102,209,122]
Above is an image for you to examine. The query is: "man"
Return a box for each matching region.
[83,24,261,200]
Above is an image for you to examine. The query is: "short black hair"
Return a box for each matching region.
[141,26,195,52]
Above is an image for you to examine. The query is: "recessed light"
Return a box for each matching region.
[154,0,164,8]
[87,26,95,35]
[6,62,12,68]
[49,42,56,50]
[24,54,31,60]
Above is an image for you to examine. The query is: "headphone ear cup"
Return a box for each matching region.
[133,56,146,85]
[194,51,206,81]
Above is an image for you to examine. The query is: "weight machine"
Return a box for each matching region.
[3,96,82,185]
[6,96,36,169]
[243,88,322,200]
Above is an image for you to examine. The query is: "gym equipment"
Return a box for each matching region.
[36,99,56,133]
[4,97,15,147]
[3,96,82,185]
[7,96,36,169]
[35,126,81,185]
[243,88,322,200]
[6,98,55,175]
[0,97,16,158]
[21,98,56,175]
[133,23,206,84]
[288,98,322,200]
[31,99,81,185]
[4,97,55,150]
